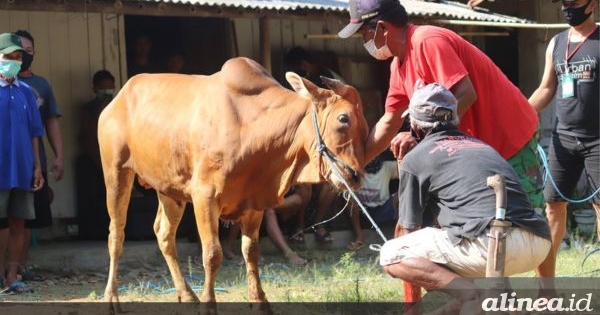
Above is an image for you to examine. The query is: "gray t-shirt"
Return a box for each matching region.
[398,128,551,245]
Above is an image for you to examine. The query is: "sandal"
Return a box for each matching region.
[19,269,45,282]
[313,226,333,244]
[347,241,364,251]
[1,281,33,295]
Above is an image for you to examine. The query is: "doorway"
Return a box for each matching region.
[124,15,232,78]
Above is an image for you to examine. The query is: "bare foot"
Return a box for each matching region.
[347,239,364,251]
[284,251,308,266]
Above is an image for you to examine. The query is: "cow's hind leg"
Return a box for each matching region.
[154,193,198,303]
[103,167,135,314]
[192,195,222,315]
[239,209,272,315]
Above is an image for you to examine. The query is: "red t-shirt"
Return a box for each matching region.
[385,24,538,159]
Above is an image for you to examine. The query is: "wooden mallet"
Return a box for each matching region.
[485,174,512,278]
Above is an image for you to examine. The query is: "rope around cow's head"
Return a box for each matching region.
[309,107,388,251]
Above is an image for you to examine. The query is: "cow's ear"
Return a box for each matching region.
[286,72,318,99]
[346,85,364,115]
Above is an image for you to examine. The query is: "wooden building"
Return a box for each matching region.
[0,0,594,236]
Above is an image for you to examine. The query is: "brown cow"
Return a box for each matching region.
[98,57,368,314]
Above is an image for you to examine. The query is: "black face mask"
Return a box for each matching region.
[563,1,592,26]
[20,53,33,72]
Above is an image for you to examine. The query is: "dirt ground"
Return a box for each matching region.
[0,255,255,302]
[0,247,378,303]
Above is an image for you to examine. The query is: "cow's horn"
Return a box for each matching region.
[320,76,348,95]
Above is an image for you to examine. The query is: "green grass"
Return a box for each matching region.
[108,243,600,303]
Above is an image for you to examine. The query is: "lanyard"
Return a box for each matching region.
[565,26,598,71]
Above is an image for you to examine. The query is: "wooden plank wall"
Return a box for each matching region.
[0,5,569,219]
[0,10,123,218]
[233,17,368,84]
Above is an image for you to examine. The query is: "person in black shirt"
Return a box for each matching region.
[380,83,551,313]
[529,0,599,281]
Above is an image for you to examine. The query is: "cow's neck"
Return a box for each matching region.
[280,106,324,190]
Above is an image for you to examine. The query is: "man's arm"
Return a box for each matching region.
[365,111,405,163]
[45,116,64,181]
[31,137,44,192]
[529,38,558,113]
[394,222,420,238]
[449,75,477,118]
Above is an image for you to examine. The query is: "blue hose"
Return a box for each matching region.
[537,144,600,204]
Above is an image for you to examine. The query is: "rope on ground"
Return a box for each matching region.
[97,274,227,299]
[556,245,600,277]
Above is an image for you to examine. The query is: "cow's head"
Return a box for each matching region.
[286,72,369,190]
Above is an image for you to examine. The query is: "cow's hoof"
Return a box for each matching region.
[199,302,218,315]
[110,304,123,315]
[104,297,123,314]
[177,290,199,303]
[249,302,273,315]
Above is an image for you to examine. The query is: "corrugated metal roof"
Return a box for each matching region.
[143,0,532,23]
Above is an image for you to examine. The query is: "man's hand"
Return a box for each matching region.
[51,159,64,181]
[394,222,420,238]
[32,168,45,192]
[390,131,417,161]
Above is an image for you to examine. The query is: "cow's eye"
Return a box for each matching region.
[337,114,350,125]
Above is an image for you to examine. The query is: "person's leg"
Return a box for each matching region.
[536,133,583,281]
[0,225,7,287]
[507,132,545,211]
[222,223,240,260]
[381,232,486,315]
[22,177,52,271]
[312,183,337,243]
[536,201,568,277]
[581,136,600,240]
[263,209,306,265]
[347,203,364,250]
[6,217,25,286]
[0,191,10,286]
[21,229,31,269]
[277,185,311,243]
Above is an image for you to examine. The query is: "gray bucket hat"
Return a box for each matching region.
[401,83,457,123]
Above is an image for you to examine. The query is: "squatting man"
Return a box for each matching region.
[378,83,552,314]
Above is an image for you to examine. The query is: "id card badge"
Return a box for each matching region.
[561,73,575,98]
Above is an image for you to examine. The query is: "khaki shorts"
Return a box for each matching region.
[379,227,551,278]
[0,190,36,220]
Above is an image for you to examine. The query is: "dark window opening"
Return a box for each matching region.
[125,15,232,78]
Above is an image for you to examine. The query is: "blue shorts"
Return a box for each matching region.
[543,132,600,203]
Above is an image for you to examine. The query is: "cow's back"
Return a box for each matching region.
[97,57,308,205]
[98,72,235,199]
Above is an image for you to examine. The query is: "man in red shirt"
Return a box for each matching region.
[337,0,543,212]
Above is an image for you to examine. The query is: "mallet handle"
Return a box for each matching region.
[486,174,507,220]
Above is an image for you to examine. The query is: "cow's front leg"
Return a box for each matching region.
[239,209,272,315]
[193,195,222,314]
[154,193,198,303]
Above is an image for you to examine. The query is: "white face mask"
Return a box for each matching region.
[363,24,393,60]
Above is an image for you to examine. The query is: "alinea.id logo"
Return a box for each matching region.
[482,292,593,312]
